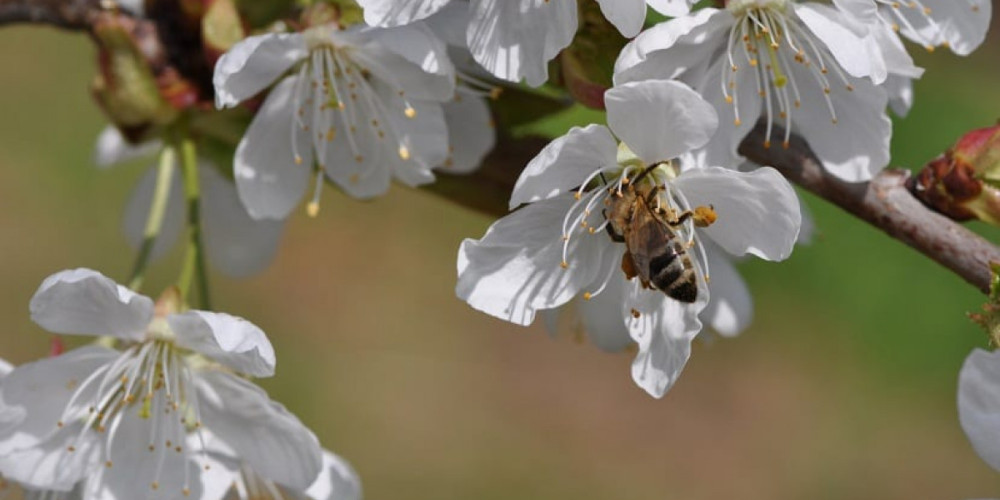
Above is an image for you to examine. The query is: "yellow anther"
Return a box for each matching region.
[307,201,320,218]
[399,146,411,160]
[404,106,417,119]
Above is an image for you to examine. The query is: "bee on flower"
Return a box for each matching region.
[456,80,801,397]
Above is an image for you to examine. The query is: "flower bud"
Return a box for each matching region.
[558,0,628,110]
[970,263,1000,347]
[910,125,1000,227]
[91,13,180,135]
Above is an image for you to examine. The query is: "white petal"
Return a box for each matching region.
[787,66,891,181]
[0,430,101,491]
[122,163,186,265]
[595,0,646,38]
[305,451,363,500]
[93,126,160,169]
[214,33,308,108]
[793,3,873,79]
[0,346,117,455]
[577,269,636,353]
[200,166,285,277]
[457,194,613,326]
[357,0,452,27]
[689,56,762,172]
[438,94,496,174]
[169,311,276,378]
[422,2,472,48]
[509,124,618,209]
[0,346,117,490]
[372,23,455,78]
[196,370,323,490]
[0,357,12,377]
[700,244,752,338]
[30,269,153,341]
[383,95,449,180]
[466,0,577,87]
[613,8,729,84]
[606,80,718,164]
[673,167,801,261]
[234,77,312,220]
[884,74,914,117]
[959,348,1000,472]
[90,414,224,500]
[645,0,695,17]
[898,0,991,56]
[357,25,456,101]
[624,277,707,398]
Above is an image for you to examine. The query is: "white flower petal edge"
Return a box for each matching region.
[466,0,577,87]
[700,243,753,338]
[510,125,619,209]
[606,80,718,165]
[357,0,452,27]
[457,194,613,326]
[29,269,153,342]
[199,166,286,278]
[438,93,496,174]
[958,348,1000,472]
[0,346,119,490]
[595,0,648,39]
[94,126,161,169]
[672,167,801,260]
[168,311,276,378]
[213,33,309,109]
[196,370,323,491]
[305,451,364,500]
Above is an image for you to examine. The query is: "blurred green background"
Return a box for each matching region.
[1,5,999,499]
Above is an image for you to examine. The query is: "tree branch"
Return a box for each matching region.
[0,0,102,31]
[428,124,1000,294]
[739,124,1000,294]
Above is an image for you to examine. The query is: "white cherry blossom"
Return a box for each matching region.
[959,348,1000,473]
[419,4,497,173]
[95,127,285,277]
[832,0,991,115]
[615,1,893,182]
[213,22,455,217]
[0,269,322,499]
[356,0,699,86]
[456,80,801,397]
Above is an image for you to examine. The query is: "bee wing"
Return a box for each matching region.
[624,196,679,286]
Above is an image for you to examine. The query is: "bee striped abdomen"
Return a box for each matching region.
[648,242,698,303]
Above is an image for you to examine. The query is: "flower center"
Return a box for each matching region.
[292,26,419,215]
[722,2,854,149]
[57,338,207,497]
[559,160,712,301]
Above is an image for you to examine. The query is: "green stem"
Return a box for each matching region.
[127,145,176,291]
[176,130,212,310]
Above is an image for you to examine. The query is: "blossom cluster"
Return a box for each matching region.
[2,0,998,497]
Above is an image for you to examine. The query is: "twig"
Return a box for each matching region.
[739,123,1000,294]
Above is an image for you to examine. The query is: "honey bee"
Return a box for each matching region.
[604,168,716,304]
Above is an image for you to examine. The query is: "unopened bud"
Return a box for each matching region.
[970,262,1000,347]
[909,125,1000,226]
[557,0,628,110]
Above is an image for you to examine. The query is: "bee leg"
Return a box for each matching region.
[620,251,639,281]
[671,205,717,228]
